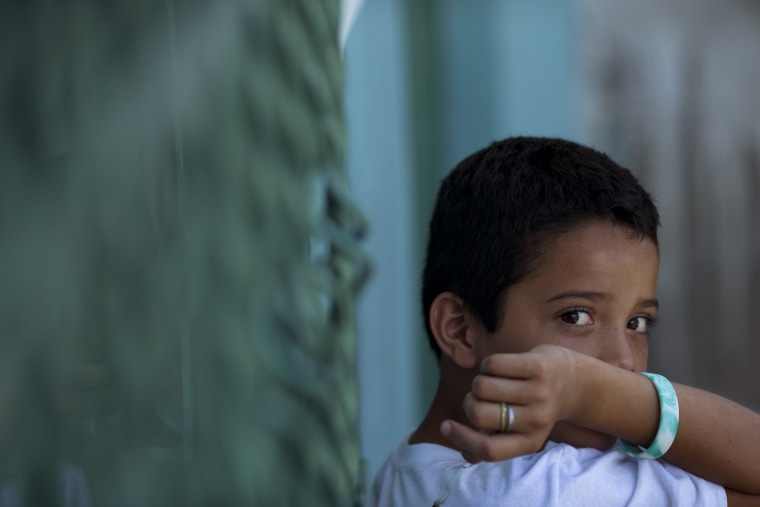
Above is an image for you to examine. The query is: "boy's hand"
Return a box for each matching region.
[441,344,588,463]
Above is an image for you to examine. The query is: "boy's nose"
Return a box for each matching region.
[601,329,636,371]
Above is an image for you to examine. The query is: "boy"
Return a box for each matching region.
[371,137,760,506]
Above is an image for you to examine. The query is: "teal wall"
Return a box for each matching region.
[344,0,419,488]
[344,0,588,487]
[438,0,586,169]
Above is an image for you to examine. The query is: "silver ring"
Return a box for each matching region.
[500,403,516,433]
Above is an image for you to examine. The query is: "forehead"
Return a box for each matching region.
[518,219,660,292]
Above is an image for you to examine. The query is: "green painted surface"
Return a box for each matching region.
[0,1,365,505]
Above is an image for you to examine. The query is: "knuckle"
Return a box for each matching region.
[531,357,549,378]
[473,376,500,400]
[463,391,476,410]
[533,385,551,404]
[469,404,490,428]
[480,440,501,462]
[532,406,553,428]
[482,353,509,374]
[525,439,544,455]
[512,434,544,457]
[471,375,488,397]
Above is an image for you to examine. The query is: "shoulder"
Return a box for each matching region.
[371,438,726,507]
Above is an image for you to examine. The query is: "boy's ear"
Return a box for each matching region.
[429,292,479,369]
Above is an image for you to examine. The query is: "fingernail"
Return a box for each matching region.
[441,421,452,437]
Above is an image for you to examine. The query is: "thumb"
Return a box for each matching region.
[441,420,486,463]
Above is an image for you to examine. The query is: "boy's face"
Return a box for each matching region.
[474,219,659,448]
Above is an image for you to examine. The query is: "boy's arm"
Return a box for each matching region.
[574,354,760,495]
[726,489,760,507]
[441,344,760,496]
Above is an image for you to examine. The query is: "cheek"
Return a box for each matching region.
[550,331,599,356]
[634,339,649,371]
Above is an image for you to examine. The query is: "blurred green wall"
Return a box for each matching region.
[0,1,365,505]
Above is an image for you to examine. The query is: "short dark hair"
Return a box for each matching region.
[421,136,660,359]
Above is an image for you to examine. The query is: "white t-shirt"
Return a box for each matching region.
[371,434,726,507]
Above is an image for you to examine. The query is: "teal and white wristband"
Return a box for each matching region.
[619,372,679,459]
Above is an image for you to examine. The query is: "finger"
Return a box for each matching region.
[464,394,522,433]
[441,419,541,462]
[460,449,482,465]
[440,420,483,463]
[480,352,547,379]
[471,374,534,404]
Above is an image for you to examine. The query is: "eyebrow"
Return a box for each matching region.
[545,291,659,310]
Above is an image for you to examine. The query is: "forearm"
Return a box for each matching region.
[665,384,760,494]
[573,354,760,494]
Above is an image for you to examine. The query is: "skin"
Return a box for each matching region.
[411,219,760,504]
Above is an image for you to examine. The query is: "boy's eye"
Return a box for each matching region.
[559,310,593,326]
[627,316,649,333]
